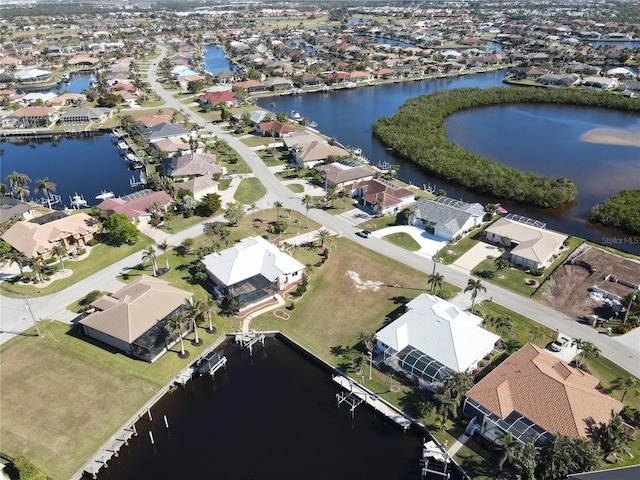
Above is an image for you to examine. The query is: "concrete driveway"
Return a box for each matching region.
[371,225,448,258]
[453,242,501,271]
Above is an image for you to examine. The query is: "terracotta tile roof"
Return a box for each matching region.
[467,343,623,438]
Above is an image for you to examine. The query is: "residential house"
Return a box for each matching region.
[164,152,223,179]
[581,76,618,89]
[0,197,37,223]
[140,122,192,144]
[485,216,567,269]
[96,189,174,223]
[135,114,172,129]
[58,106,110,125]
[201,236,305,313]
[153,137,204,158]
[538,73,580,87]
[263,76,293,91]
[376,293,500,388]
[1,213,97,260]
[233,79,267,94]
[283,130,350,167]
[351,179,415,215]
[463,343,624,446]
[1,106,56,128]
[14,68,52,84]
[315,163,375,191]
[255,120,297,137]
[79,275,193,362]
[292,73,325,87]
[410,196,485,240]
[198,90,237,107]
[567,465,640,480]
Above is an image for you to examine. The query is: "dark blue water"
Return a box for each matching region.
[1,134,138,209]
[256,71,640,253]
[60,73,93,94]
[357,35,419,49]
[92,337,430,480]
[204,45,237,74]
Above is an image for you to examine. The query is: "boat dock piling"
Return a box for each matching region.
[332,375,412,431]
[83,426,137,479]
[234,329,265,355]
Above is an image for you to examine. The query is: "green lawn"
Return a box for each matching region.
[471,236,583,297]
[0,236,153,298]
[384,232,421,251]
[233,177,267,204]
[287,183,305,194]
[438,228,484,264]
[357,215,397,232]
[0,320,226,480]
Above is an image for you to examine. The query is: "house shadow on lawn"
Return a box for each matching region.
[64,323,127,357]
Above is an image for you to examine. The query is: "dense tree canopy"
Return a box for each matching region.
[589,189,640,234]
[102,213,139,246]
[373,88,640,208]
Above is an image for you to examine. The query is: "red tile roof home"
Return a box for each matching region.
[135,114,171,128]
[467,343,623,438]
[97,190,174,221]
[256,121,296,136]
[199,91,237,105]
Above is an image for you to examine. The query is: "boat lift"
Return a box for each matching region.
[235,330,265,355]
[420,439,451,479]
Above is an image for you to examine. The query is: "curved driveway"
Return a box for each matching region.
[2,47,637,377]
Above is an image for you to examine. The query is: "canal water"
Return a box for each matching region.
[255,71,640,254]
[1,134,139,209]
[203,45,238,74]
[92,337,430,480]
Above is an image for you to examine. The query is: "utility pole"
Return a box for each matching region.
[23,295,41,337]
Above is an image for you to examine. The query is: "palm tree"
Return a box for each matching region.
[5,250,27,277]
[572,338,600,368]
[167,313,188,357]
[493,315,513,337]
[428,272,445,294]
[203,297,218,333]
[357,330,376,353]
[6,171,31,199]
[464,278,486,310]
[529,325,548,346]
[434,389,459,424]
[497,431,519,471]
[339,188,351,209]
[15,184,30,202]
[494,257,510,272]
[375,195,385,216]
[612,376,637,403]
[50,244,67,271]
[158,241,170,271]
[142,245,158,277]
[35,177,57,209]
[249,202,258,223]
[594,411,633,459]
[301,194,313,229]
[315,228,331,249]
[273,200,283,222]
[184,299,203,346]
[29,257,43,282]
[443,372,474,401]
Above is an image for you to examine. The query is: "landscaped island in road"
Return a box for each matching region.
[373,87,640,209]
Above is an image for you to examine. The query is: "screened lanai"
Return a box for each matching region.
[392,346,455,385]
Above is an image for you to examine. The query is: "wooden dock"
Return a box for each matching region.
[333,375,412,431]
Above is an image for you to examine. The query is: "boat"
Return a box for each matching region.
[61,74,70,83]
[130,161,144,170]
[290,110,302,121]
[69,193,88,209]
[95,190,114,200]
[124,152,139,163]
[117,140,129,152]
[420,440,450,478]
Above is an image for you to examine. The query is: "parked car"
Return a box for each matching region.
[356,230,372,238]
[550,335,570,352]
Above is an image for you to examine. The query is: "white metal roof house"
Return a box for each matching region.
[410,196,485,240]
[201,236,305,313]
[376,293,499,389]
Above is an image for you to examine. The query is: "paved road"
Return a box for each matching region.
[2,47,637,378]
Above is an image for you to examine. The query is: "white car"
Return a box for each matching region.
[550,335,570,352]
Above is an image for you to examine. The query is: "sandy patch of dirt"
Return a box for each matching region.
[347,270,384,292]
[540,245,640,319]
